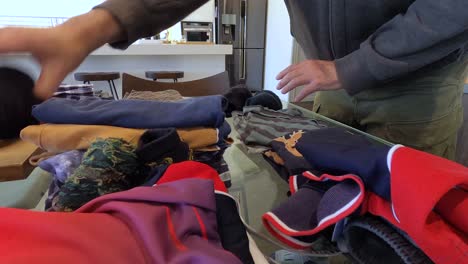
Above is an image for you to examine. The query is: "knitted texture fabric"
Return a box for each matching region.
[123,89,183,101]
[52,138,142,212]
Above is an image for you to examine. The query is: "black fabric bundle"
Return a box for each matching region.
[246,90,282,111]
[0,67,41,139]
[223,85,253,117]
[223,84,284,117]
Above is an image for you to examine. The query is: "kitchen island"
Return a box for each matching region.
[1,43,233,98]
[70,43,233,97]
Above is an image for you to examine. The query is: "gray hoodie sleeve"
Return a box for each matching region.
[94,0,209,49]
[335,0,468,95]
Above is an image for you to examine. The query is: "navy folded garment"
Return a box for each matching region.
[218,121,232,143]
[32,96,227,129]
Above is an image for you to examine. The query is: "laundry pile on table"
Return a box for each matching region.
[240,124,467,263]
[8,92,257,263]
[0,162,254,264]
[21,92,233,210]
[233,105,328,180]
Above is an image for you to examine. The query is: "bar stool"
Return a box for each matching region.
[145,71,184,83]
[74,72,120,99]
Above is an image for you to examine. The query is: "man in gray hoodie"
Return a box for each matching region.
[0,0,466,159]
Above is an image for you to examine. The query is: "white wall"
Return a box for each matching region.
[1,0,214,37]
[185,0,215,22]
[263,0,293,102]
[0,1,105,17]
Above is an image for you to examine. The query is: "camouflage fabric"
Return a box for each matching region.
[52,138,142,212]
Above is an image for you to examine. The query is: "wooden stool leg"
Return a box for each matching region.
[110,80,119,100]
[107,80,116,99]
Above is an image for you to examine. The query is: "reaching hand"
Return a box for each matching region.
[276,60,342,102]
[0,10,123,99]
[0,27,90,99]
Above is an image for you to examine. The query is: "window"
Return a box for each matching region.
[0,0,104,27]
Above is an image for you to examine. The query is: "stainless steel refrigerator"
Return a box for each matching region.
[215,0,267,91]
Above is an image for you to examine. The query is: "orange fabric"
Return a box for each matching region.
[20,124,219,152]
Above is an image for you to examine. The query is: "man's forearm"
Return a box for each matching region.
[59,9,124,54]
[94,0,209,49]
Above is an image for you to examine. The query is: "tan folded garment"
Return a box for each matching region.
[21,124,219,153]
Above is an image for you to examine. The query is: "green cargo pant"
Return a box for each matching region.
[313,58,468,160]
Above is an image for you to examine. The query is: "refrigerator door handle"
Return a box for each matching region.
[239,0,247,81]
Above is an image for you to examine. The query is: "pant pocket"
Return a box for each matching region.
[384,107,463,149]
[312,102,321,113]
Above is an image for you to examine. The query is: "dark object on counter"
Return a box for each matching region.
[245,90,282,111]
[145,71,185,83]
[223,85,253,117]
[0,67,41,139]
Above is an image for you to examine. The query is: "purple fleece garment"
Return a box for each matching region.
[32,96,227,129]
[39,150,85,211]
[39,150,85,182]
[77,179,242,264]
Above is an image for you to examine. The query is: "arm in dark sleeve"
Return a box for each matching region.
[335,0,468,95]
[94,0,209,49]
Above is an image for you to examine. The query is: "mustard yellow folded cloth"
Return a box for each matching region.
[21,124,219,152]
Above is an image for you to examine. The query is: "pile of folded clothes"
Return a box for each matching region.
[22,90,234,211]
[233,103,467,263]
[256,127,467,264]
[11,90,259,263]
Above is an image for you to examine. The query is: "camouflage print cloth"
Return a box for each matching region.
[52,138,142,212]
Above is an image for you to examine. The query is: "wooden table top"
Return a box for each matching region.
[0,140,40,182]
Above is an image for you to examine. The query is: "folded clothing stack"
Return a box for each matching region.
[32,96,227,129]
[23,94,234,211]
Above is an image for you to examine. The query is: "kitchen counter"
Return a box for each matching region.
[1,43,233,98]
[81,43,233,97]
[92,43,233,56]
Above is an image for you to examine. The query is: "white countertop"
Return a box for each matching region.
[91,43,233,56]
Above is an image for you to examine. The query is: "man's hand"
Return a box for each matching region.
[0,9,123,99]
[276,60,342,102]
